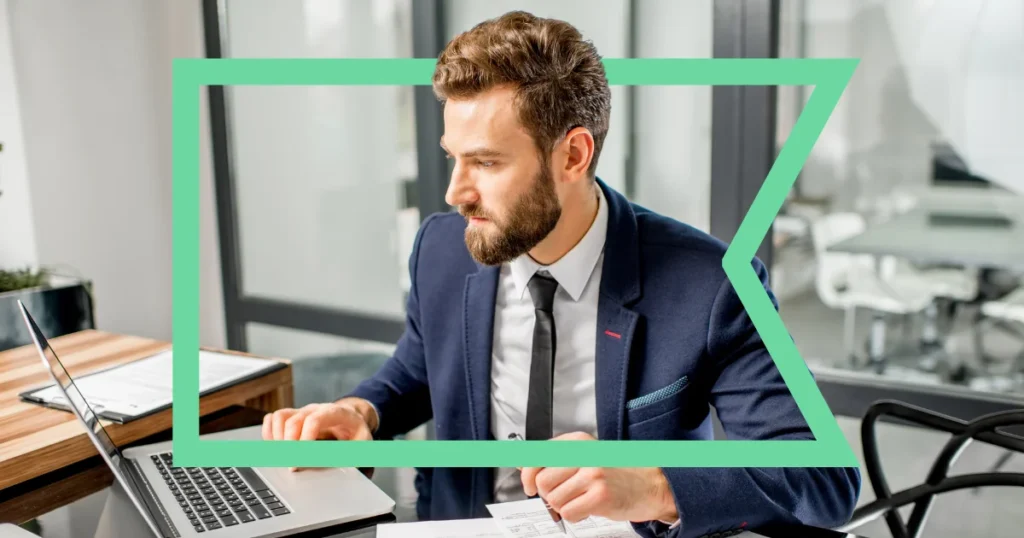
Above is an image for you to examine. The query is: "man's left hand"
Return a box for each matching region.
[519,432,679,524]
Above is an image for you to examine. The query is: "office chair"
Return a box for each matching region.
[837,400,1024,538]
[811,213,936,371]
[975,283,1024,372]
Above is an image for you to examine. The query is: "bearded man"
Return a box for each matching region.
[262,10,860,538]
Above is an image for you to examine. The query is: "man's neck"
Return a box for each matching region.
[527,182,600,266]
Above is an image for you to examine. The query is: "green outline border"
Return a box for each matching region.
[172,58,859,468]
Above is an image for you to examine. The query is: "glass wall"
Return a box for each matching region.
[772,0,1024,397]
[210,0,718,374]
[223,0,417,323]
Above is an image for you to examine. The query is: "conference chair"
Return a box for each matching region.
[811,212,936,371]
[975,282,1024,372]
[872,186,980,357]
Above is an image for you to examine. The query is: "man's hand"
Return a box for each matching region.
[262,398,378,471]
[520,432,678,524]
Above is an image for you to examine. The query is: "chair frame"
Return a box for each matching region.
[838,400,1024,538]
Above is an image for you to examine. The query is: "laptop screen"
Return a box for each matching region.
[33,328,124,462]
[18,301,164,536]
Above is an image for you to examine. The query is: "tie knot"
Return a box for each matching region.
[527,272,558,312]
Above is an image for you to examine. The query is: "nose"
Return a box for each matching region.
[444,162,478,208]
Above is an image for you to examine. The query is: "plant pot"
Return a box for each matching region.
[0,279,95,352]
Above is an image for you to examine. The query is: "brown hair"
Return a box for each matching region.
[432,11,611,176]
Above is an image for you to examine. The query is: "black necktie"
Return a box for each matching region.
[526,271,559,440]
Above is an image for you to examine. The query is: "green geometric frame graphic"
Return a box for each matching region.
[172,58,859,468]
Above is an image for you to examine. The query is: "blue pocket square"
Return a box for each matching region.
[626,375,689,410]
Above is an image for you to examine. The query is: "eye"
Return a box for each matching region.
[479,161,495,168]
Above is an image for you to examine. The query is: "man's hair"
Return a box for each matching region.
[432,11,612,177]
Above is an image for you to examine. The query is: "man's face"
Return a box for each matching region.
[441,86,562,266]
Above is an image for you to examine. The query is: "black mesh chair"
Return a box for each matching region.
[837,400,1024,538]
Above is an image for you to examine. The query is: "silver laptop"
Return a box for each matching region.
[17,300,395,537]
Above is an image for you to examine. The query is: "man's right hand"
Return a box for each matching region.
[261,397,378,442]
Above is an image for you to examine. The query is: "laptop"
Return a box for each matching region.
[17,300,396,537]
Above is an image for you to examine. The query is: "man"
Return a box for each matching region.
[263,10,860,538]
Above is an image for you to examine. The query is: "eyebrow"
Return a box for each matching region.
[440,138,505,159]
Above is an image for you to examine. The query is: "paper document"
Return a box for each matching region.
[376,518,505,538]
[374,499,639,538]
[22,349,280,421]
[486,499,639,538]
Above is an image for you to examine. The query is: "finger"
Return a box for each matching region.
[542,468,590,512]
[535,467,579,499]
[261,413,272,440]
[552,431,595,441]
[283,409,311,440]
[289,409,315,472]
[354,422,373,441]
[272,409,296,440]
[520,466,543,497]
[299,411,323,441]
[557,487,605,524]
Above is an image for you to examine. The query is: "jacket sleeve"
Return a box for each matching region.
[637,257,862,538]
[345,214,438,440]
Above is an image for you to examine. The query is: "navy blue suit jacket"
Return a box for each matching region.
[348,180,861,538]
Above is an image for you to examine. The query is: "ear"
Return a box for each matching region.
[558,126,595,182]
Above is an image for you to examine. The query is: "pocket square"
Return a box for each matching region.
[626,375,689,410]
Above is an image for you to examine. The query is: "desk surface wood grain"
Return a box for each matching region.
[0,330,293,491]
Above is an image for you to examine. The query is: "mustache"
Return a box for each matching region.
[459,204,491,219]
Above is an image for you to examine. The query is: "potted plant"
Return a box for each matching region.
[0,265,95,352]
[0,266,50,293]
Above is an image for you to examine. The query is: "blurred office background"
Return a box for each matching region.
[0,0,1021,536]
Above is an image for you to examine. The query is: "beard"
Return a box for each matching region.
[459,166,562,266]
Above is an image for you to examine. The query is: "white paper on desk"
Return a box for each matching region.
[376,518,505,537]
[25,349,277,418]
[486,498,639,538]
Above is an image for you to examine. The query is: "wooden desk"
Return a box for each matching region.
[0,330,293,492]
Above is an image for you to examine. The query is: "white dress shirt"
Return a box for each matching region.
[490,186,608,502]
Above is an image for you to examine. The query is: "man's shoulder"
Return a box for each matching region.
[418,211,468,239]
[417,211,467,244]
[412,212,475,266]
[630,203,730,270]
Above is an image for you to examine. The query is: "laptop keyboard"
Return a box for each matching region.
[151,452,291,533]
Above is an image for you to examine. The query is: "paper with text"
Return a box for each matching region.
[486,499,639,538]
[26,349,277,418]
[376,518,505,538]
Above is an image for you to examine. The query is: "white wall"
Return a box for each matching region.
[0,0,37,269]
[7,0,225,348]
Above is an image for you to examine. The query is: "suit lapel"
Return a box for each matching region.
[595,301,639,440]
[463,264,500,441]
[593,180,643,441]
[463,264,500,516]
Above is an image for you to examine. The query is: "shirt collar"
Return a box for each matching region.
[509,185,608,302]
